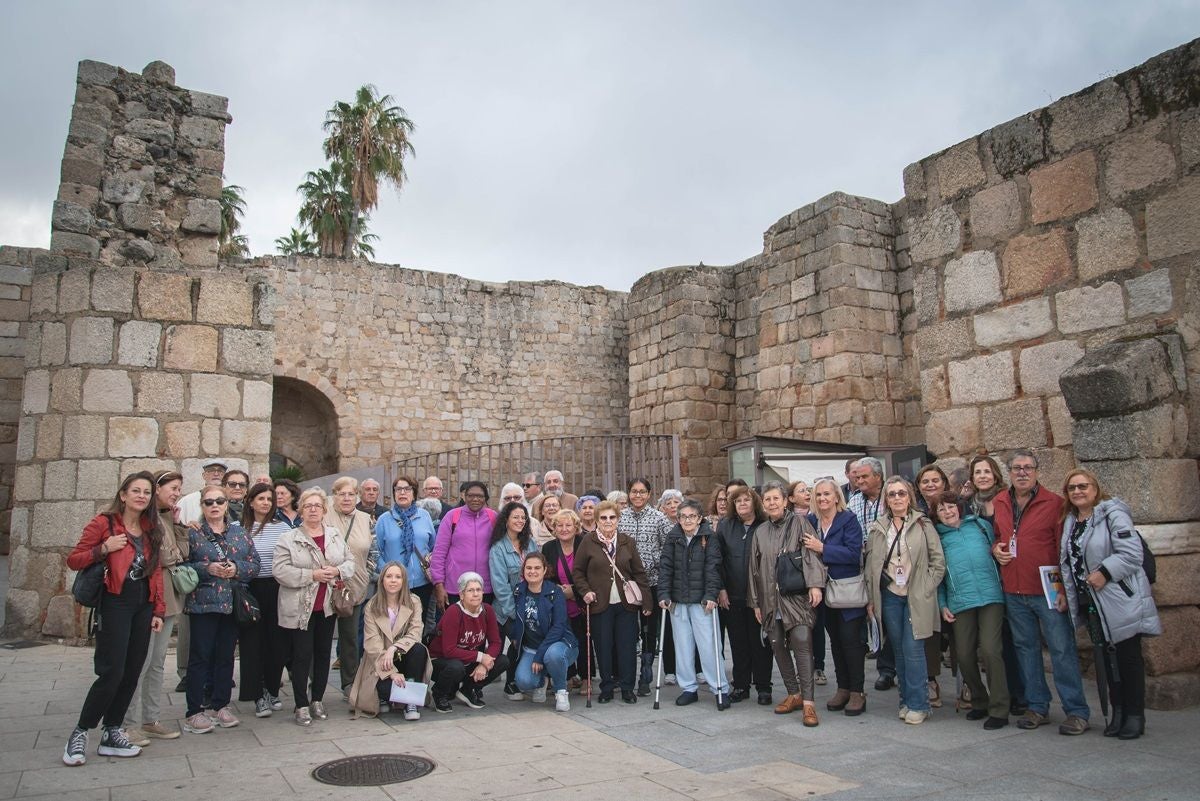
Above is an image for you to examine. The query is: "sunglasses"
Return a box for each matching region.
[1066,483,1093,492]
[224,481,247,489]
[202,498,227,507]
[522,483,540,488]
[885,490,908,499]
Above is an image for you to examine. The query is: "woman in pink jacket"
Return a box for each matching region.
[431,481,499,609]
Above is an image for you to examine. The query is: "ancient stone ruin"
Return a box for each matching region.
[1,39,1198,707]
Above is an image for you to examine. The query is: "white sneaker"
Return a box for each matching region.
[664,674,677,686]
[404,704,421,721]
[555,690,570,712]
[531,685,547,703]
[63,727,87,766]
[904,709,929,725]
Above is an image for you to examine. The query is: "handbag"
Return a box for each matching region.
[169,565,199,595]
[332,581,355,618]
[232,582,261,626]
[72,516,113,608]
[602,544,643,606]
[825,574,869,608]
[775,550,808,595]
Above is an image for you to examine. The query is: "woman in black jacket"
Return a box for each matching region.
[716,485,773,705]
[542,509,587,690]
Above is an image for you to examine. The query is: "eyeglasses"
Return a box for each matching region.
[301,503,324,510]
[629,489,649,496]
[335,491,357,498]
[202,498,227,507]
[598,514,618,521]
[502,496,523,503]
[885,490,908,499]
[1010,465,1037,474]
[678,513,700,521]
[395,486,414,493]
[522,483,540,488]
[224,481,246,489]
[1066,483,1092,492]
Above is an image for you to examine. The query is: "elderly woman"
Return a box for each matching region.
[804,478,868,716]
[376,475,437,617]
[237,482,291,717]
[659,499,730,709]
[511,552,579,712]
[326,476,380,693]
[274,487,355,726]
[865,477,945,725]
[183,485,260,734]
[658,489,683,526]
[789,479,822,683]
[533,494,561,547]
[933,491,1009,729]
[576,495,600,535]
[717,485,773,705]
[748,482,826,726]
[620,479,675,693]
[788,481,812,514]
[63,472,165,765]
[123,470,187,745]
[544,509,587,689]
[607,490,629,512]
[348,561,429,720]
[575,500,653,703]
[428,572,509,711]
[273,479,301,528]
[431,481,497,609]
[488,502,540,701]
[1060,469,1161,740]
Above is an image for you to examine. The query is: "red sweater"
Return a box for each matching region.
[991,485,1065,596]
[428,602,501,664]
[67,513,166,618]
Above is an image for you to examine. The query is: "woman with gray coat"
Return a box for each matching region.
[1059,468,1160,740]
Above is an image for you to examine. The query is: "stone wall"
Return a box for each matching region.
[0,247,35,555]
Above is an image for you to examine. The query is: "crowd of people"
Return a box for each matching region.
[62,455,1160,766]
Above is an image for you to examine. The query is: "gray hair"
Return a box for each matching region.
[852,456,884,477]
[678,499,704,518]
[523,471,542,484]
[544,470,563,481]
[657,489,684,507]
[360,478,380,491]
[761,480,788,499]
[606,490,628,504]
[1007,449,1039,469]
[415,498,442,520]
[457,572,485,595]
[499,482,524,500]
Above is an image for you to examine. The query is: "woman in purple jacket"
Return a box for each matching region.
[431,482,499,610]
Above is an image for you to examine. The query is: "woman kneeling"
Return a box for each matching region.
[349,561,430,720]
[511,552,579,711]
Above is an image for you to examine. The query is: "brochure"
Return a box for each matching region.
[1039,565,1065,609]
[388,680,428,707]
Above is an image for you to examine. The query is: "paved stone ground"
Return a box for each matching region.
[0,553,1196,801]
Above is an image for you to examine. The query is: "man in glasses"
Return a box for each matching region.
[521,472,542,511]
[422,475,454,519]
[992,449,1090,736]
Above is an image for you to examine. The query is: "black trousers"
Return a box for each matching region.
[431,653,509,698]
[239,578,284,701]
[287,612,337,708]
[375,643,430,702]
[187,611,238,717]
[876,630,896,678]
[595,604,640,694]
[812,603,827,671]
[826,610,867,693]
[78,578,152,730]
[720,604,773,693]
[1104,634,1146,717]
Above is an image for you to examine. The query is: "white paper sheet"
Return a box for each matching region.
[388,680,428,706]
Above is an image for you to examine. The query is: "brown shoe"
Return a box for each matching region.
[803,702,820,727]
[845,692,866,716]
[774,693,803,714]
[826,689,851,711]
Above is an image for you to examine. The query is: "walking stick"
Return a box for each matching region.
[585,602,593,709]
[712,606,726,710]
[653,605,667,709]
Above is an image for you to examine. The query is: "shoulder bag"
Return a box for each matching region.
[205,528,261,626]
[169,564,199,595]
[602,544,643,606]
[775,550,808,595]
[72,516,112,609]
[332,519,356,618]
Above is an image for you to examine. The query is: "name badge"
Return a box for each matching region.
[1008,535,1018,559]
[894,566,908,588]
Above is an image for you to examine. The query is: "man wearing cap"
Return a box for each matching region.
[172,459,227,691]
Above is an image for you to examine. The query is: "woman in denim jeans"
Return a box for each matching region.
[510,552,579,712]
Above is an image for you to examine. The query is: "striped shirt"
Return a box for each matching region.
[247,519,291,578]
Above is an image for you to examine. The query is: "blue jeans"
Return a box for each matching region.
[514,641,578,693]
[1004,593,1089,719]
[670,603,729,693]
[881,589,929,713]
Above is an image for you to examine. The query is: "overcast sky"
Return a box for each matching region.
[1,2,1197,290]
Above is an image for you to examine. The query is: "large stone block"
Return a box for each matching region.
[81,368,133,413]
[108,416,159,457]
[62,415,107,458]
[14,463,42,501]
[1059,339,1176,416]
[1086,459,1200,524]
[221,328,273,375]
[920,366,949,412]
[915,317,973,368]
[90,268,135,313]
[77,459,119,499]
[1145,671,1200,712]
[181,198,221,234]
[51,200,94,235]
[1075,208,1139,281]
[1046,395,1073,446]
[1074,405,1185,460]
[164,325,218,372]
[943,250,1001,313]
[40,322,66,365]
[58,269,91,314]
[982,398,1047,450]
[137,273,193,321]
[1102,119,1176,199]
[242,379,273,419]
[1017,339,1084,396]
[968,180,1022,241]
[988,113,1046,177]
[196,276,254,326]
[948,351,1015,405]
[189,372,241,417]
[1146,177,1200,261]
[41,595,79,639]
[1047,78,1130,154]
[1029,151,1098,224]
[925,407,981,456]
[908,205,962,264]
[972,298,1053,348]
[31,500,97,547]
[1002,229,1072,299]
[136,372,184,413]
[933,139,985,199]
[50,367,82,411]
[1151,553,1200,607]
[21,369,49,415]
[179,116,224,149]
[1055,282,1125,334]
[117,203,160,233]
[1144,606,1200,676]
[165,420,200,457]
[117,320,161,367]
[1125,269,1174,318]
[221,420,271,454]
[67,317,114,365]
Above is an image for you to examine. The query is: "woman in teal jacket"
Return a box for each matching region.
[487,502,540,700]
[934,491,1009,729]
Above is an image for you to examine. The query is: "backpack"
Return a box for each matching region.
[1105,509,1155,584]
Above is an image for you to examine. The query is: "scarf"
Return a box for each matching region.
[390,503,420,557]
[595,529,617,557]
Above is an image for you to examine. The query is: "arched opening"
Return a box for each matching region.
[270,376,339,481]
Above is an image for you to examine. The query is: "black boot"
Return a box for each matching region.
[1118,714,1145,740]
[1103,707,1124,737]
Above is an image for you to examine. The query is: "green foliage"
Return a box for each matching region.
[218,184,250,258]
[274,227,318,256]
[271,464,304,482]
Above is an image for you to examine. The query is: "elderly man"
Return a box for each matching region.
[357,478,388,523]
[993,449,1090,735]
[846,457,895,692]
[533,469,579,518]
[422,475,454,518]
[521,471,542,511]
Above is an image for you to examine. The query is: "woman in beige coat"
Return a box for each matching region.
[325,476,379,692]
[348,561,430,720]
[747,482,826,726]
[274,487,355,726]
[864,476,945,725]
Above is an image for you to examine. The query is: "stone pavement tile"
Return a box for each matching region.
[588,719,702,758]
[895,771,1099,800]
[645,767,762,799]
[0,732,37,751]
[7,788,109,801]
[115,767,288,801]
[376,762,564,801]
[499,774,694,801]
[1126,768,1200,801]
[533,749,681,787]
[0,770,17,800]
[0,746,64,774]
[248,711,391,747]
[0,677,59,692]
[123,727,260,760]
[187,739,340,774]
[704,789,792,801]
[717,760,858,798]
[0,700,48,719]
[332,725,483,757]
[4,713,79,735]
[1048,747,1184,792]
[417,733,586,772]
[16,754,191,796]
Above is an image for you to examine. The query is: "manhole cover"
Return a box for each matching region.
[1,640,49,650]
[311,754,435,786]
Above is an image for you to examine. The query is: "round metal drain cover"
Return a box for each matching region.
[311,753,436,786]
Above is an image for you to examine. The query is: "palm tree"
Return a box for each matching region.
[218,184,250,258]
[297,164,353,257]
[323,84,415,255]
[274,228,317,256]
[352,216,378,259]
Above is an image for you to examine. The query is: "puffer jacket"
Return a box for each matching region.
[273,524,356,630]
[184,521,260,615]
[1061,498,1162,644]
[715,515,762,604]
[657,521,721,605]
[936,515,1004,614]
[488,535,540,625]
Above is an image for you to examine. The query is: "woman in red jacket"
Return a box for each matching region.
[63,471,166,766]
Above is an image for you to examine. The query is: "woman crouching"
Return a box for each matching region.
[349,561,430,720]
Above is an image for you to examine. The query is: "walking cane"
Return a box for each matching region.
[585,602,593,709]
[711,606,726,710]
[653,605,667,709]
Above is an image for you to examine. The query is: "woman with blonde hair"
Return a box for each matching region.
[543,509,588,689]
[348,561,430,720]
[326,476,380,693]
